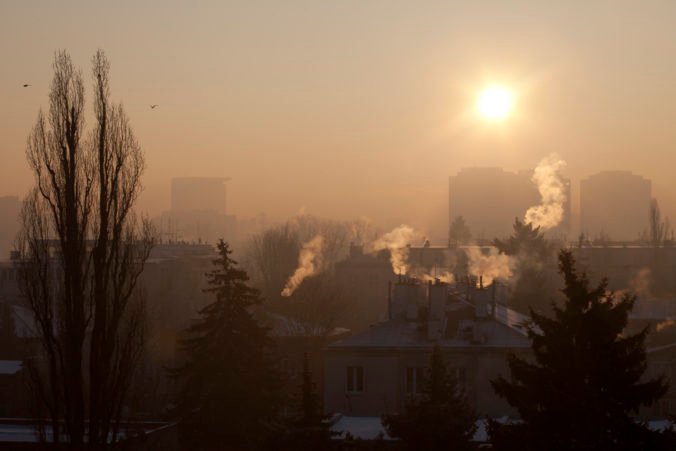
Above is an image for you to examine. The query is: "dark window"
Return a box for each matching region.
[451,367,467,390]
[346,366,364,393]
[405,367,425,394]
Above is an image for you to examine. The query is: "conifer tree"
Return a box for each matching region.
[491,250,670,451]
[493,218,550,260]
[382,344,477,451]
[494,218,553,314]
[174,240,280,450]
[278,353,334,450]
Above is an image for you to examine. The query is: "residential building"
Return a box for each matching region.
[580,171,651,241]
[324,278,529,418]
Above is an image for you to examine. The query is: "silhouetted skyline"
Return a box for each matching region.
[3,2,676,240]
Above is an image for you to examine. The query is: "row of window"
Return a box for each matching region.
[0,268,17,281]
[346,366,467,394]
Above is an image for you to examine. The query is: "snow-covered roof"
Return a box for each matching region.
[0,421,175,443]
[0,360,21,375]
[329,416,503,442]
[329,416,675,443]
[330,415,392,440]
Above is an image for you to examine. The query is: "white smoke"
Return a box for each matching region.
[524,153,567,230]
[418,271,455,284]
[281,235,325,297]
[656,319,676,333]
[465,247,514,285]
[630,267,652,298]
[366,225,420,275]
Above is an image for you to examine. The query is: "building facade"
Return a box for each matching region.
[449,168,571,243]
[580,171,651,241]
[324,279,530,418]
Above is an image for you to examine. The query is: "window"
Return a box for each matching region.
[405,367,425,394]
[346,366,364,393]
[451,367,467,391]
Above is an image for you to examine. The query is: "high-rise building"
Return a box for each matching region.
[171,177,230,214]
[580,171,651,241]
[448,168,571,242]
[156,177,235,245]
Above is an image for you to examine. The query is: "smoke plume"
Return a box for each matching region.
[281,235,325,297]
[629,267,653,298]
[465,247,514,285]
[524,153,567,230]
[409,266,455,284]
[366,225,420,275]
[656,319,676,333]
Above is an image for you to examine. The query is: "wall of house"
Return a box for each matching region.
[324,347,522,418]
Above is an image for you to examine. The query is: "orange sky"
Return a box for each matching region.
[3,1,676,240]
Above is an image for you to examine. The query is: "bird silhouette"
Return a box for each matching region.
[150,104,158,109]
[23,84,31,88]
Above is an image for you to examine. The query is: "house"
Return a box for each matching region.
[324,278,530,418]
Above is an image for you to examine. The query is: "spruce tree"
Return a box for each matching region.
[174,240,280,450]
[382,344,477,451]
[491,250,669,451]
[493,218,553,314]
[492,218,550,260]
[278,353,334,450]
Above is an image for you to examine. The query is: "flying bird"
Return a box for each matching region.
[23,84,31,88]
[150,104,158,109]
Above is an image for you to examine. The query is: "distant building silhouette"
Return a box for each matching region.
[0,196,20,259]
[155,177,236,245]
[448,168,571,242]
[171,177,229,214]
[580,171,651,241]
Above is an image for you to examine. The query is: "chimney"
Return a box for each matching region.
[472,283,491,319]
[427,280,448,340]
[390,281,424,321]
[387,280,392,320]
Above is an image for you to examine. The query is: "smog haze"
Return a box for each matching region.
[3,1,676,240]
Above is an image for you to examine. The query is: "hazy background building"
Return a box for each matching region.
[448,168,571,242]
[0,196,20,259]
[580,171,651,241]
[155,177,237,245]
[171,177,229,214]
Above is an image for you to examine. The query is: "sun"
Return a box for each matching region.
[476,85,514,121]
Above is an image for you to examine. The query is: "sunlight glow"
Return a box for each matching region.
[476,85,514,121]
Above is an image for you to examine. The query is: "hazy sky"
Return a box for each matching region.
[3,1,676,240]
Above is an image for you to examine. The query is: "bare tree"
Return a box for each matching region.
[242,215,354,335]
[17,50,152,447]
[649,198,670,248]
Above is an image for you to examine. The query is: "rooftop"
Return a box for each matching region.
[328,314,529,351]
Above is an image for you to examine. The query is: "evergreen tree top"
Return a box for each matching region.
[383,344,477,451]
[493,218,550,259]
[172,239,281,449]
[491,249,669,450]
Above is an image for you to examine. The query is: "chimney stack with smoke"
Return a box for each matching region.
[524,153,567,230]
[281,235,325,297]
[366,225,420,275]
